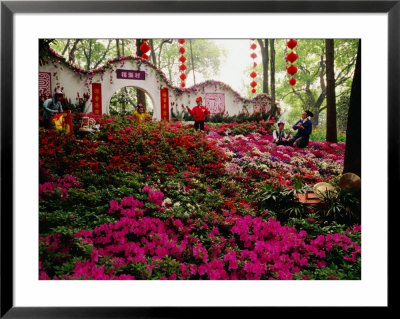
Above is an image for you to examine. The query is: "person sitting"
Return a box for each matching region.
[186,96,210,131]
[273,121,291,145]
[288,110,313,148]
[133,104,149,123]
[42,89,64,129]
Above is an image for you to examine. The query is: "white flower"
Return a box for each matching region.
[162,198,172,206]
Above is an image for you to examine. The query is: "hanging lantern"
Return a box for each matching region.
[287,51,298,63]
[178,39,187,88]
[140,39,151,60]
[250,39,258,95]
[140,42,151,54]
[287,64,298,76]
[287,39,297,49]
[286,39,299,86]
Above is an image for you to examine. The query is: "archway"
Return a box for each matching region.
[108,86,155,116]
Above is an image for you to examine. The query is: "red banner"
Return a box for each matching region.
[160,87,169,121]
[92,83,102,115]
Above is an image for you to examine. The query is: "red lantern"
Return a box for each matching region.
[179,55,187,63]
[140,42,151,54]
[289,78,297,86]
[250,52,257,59]
[287,39,297,49]
[250,43,257,50]
[253,62,257,68]
[180,73,187,81]
[287,64,298,76]
[179,47,186,54]
[250,81,257,88]
[251,89,256,93]
[178,39,186,44]
[287,52,298,63]
[141,53,149,60]
[180,82,186,88]
[179,64,187,71]
[250,71,257,78]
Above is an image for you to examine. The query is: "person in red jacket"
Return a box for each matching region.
[186,96,210,131]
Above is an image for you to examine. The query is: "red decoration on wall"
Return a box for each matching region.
[160,87,170,121]
[92,83,102,115]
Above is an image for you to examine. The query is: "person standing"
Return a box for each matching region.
[289,110,313,148]
[133,104,149,123]
[273,121,291,145]
[42,89,64,129]
[186,96,210,131]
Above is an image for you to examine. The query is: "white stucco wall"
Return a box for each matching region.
[39,54,272,120]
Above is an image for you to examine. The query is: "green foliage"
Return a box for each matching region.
[316,189,361,225]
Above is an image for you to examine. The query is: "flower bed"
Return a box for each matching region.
[39,116,360,280]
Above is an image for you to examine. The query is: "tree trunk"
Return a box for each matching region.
[116,39,121,57]
[62,39,70,55]
[149,39,157,65]
[136,39,146,108]
[68,39,80,64]
[257,39,269,94]
[325,39,337,142]
[121,39,125,56]
[115,39,127,113]
[344,40,361,177]
[270,39,276,116]
[189,39,196,84]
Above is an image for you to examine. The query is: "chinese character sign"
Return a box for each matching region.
[205,93,225,114]
[92,83,102,115]
[116,69,145,80]
[39,72,52,98]
[160,87,169,121]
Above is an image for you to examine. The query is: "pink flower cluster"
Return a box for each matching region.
[40,190,361,280]
[39,175,81,200]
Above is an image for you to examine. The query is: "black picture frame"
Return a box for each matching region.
[1,0,395,317]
